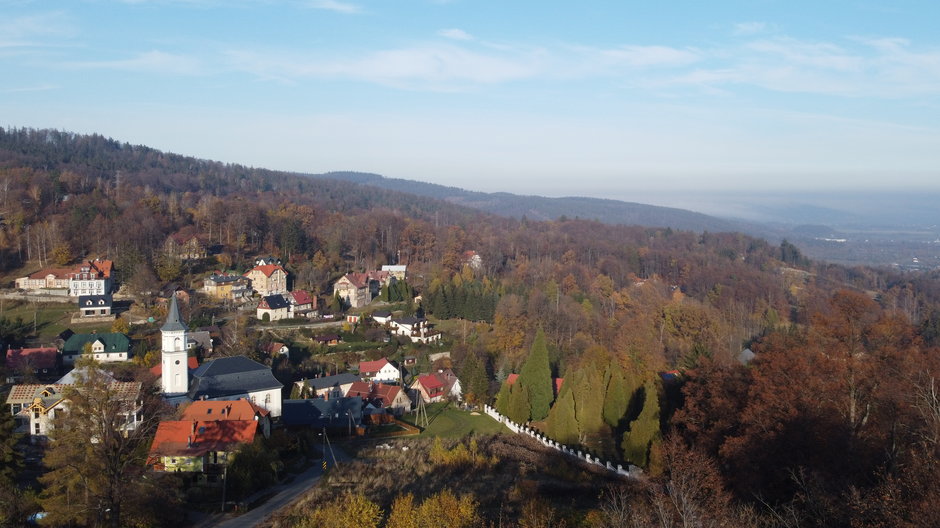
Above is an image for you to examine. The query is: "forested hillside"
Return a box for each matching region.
[314,171,748,233]
[2,127,940,526]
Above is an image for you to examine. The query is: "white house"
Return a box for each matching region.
[257,294,291,321]
[371,310,393,325]
[68,259,114,297]
[358,358,401,384]
[389,317,442,344]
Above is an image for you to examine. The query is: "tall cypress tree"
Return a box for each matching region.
[572,364,606,438]
[517,328,554,421]
[506,383,530,424]
[545,385,579,445]
[460,352,490,405]
[494,378,513,416]
[602,363,631,428]
[621,381,661,468]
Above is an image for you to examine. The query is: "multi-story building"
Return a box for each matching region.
[243,264,288,297]
[203,272,251,300]
[67,259,114,297]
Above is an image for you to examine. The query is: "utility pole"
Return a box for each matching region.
[220,464,228,513]
[322,427,337,467]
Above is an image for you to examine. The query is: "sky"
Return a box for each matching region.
[3,0,940,207]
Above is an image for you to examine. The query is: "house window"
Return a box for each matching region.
[265,394,271,405]
[34,412,39,419]
[34,423,40,434]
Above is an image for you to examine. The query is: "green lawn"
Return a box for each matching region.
[401,402,509,438]
[0,300,108,341]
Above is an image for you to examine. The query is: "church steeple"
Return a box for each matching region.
[161,292,190,396]
[161,293,187,332]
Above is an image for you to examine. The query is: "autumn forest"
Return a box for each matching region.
[2,127,940,527]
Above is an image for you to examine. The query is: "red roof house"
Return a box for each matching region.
[148,419,258,471]
[6,347,59,372]
[345,381,411,413]
[411,374,446,403]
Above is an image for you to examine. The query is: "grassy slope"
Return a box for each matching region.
[0,299,112,343]
[401,402,509,437]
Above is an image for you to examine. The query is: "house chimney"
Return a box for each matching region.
[191,420,197,434]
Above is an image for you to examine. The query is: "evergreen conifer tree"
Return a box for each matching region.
[621,381,661,467]
[460,352,490,405]
[545,385,579,445]
[572,364,606,438]
[506,382,530,424]
[602,363,631,428]
[0,401,20,487]
[517,328,554,421]
[494,378,513,416]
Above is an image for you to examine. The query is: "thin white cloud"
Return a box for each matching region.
[746,38,862,72]
[0,11,75,47]
[307,0,362,14]
[69,51,204,75]
[226,44,540,87]
[733,22,766,36]
[438,28,473,41]
[653,35,940,98]
[1,83,56,94]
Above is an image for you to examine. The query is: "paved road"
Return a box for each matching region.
[193,445,349,528]
[252,320,345,331]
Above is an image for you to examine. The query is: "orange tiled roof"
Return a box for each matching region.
[180,398,269,421]
[149,419,258,458]
[247,264,285,278]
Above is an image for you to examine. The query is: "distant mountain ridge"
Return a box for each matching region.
[312,171,747,233]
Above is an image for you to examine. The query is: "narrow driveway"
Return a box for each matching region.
[193,445,350,528]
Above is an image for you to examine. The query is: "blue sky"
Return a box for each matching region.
[3,0,940,205]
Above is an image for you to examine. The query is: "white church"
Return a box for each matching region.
[159,294,283,416]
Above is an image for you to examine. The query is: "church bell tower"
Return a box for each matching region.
[160,293,189,396]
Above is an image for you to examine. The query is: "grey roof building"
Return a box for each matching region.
[188,356,283,408]
[281,396,363,430]
[306,373,360,392]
